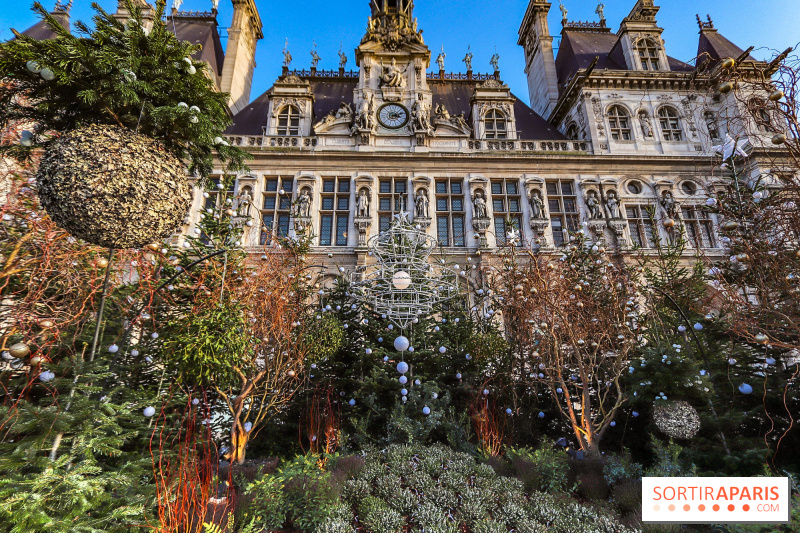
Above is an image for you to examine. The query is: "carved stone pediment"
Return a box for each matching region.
[434,117,472,136]
[314,116,353,135]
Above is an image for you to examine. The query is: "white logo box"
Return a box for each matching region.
[642,477,791,524]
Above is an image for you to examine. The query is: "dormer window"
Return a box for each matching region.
[658,107,683,141]
[637,38,661,70]
[608,106,632,141]
[276,106,301,136]
[484,109,508,139]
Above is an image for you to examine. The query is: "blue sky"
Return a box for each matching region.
[2,0,799,107]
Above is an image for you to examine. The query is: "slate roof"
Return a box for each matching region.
[697,29,756,63]
[554,27,712,93]
[167,13,225,79]
[227,76,566,141]
[19,8,70,40]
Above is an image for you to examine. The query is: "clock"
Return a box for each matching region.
[378,103,410,129]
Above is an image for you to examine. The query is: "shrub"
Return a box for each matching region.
[313,445,635,533]
[603,452,643,486]
[507,445,571,494]
[611,479,642,516]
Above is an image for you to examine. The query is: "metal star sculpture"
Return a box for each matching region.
[350,214,461,329]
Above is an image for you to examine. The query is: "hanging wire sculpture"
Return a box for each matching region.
[350,214,461,329]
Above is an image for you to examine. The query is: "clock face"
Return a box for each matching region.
[378,103,410,129]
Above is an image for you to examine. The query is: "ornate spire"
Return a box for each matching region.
[362,0,424,51]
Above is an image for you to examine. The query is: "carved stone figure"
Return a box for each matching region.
[395,194,406,213]
[355,93,376,131]
[415,189,429,218]
[282,40,292,68]
[660,190,678,218]
[411,94,432,134]
[357,188,370,217]
[338,48,348,69]
[529,189,546,219]
[639,112,653,137]
[586,190,603,220]
[435,104,450,120]
[436,49,446,71]
[559,2,568,23]
[463,46,473,71]
[236,188,252,216]
[596,2,605,20]
[380,58,406,88]
[605,190,620,219]
[473,192,487,219]
[336,102,353,119]
[297,189,311,218]
[490,53,500,72]
[451,112,470,132]
[314,112,337,132]
[310,46,321,69]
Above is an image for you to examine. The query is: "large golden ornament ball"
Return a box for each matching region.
[754,333,769,345]
[36,124,192,249]
[9,343,31,358]
[720,57,736,69]
[718,82,734,94]
[769,90,784,102]
[662,218,676,228]
[772,134,787,145]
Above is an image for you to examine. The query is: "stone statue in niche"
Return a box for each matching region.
[355,93,376,131]
[415,189,429,218]
[411,94,433,134]
[660,190,679,219]
[236,187,252,216]
[473,191,488,219]
[357,188,370,217]
[605,190,620,219]
[529,189,546,219]
[380,58,407,88]
[296,189,312,218]
[586,190,604,219]
[639,111,654,137]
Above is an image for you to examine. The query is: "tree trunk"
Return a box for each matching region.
[230,423,249,465]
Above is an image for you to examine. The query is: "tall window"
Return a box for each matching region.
[276,106,300,136]
[546,180,579,246]
[319,178,350,246]
[261,177,293,244]
[681,206,716,248]
[626,205,656,248]
[435,179,466,247]
[638,38,660,70]
[608,106,632,141]
[491,179,522,245]
[484,110,508,139]
[378,178,408,232]
[658,107,683,141]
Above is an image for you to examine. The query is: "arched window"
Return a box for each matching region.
[484,109,508,139]
[276,106,300,136]
[637,38,660,70]
[566,123,579,140]
[608,106,632,141]
[658,107,683,141]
